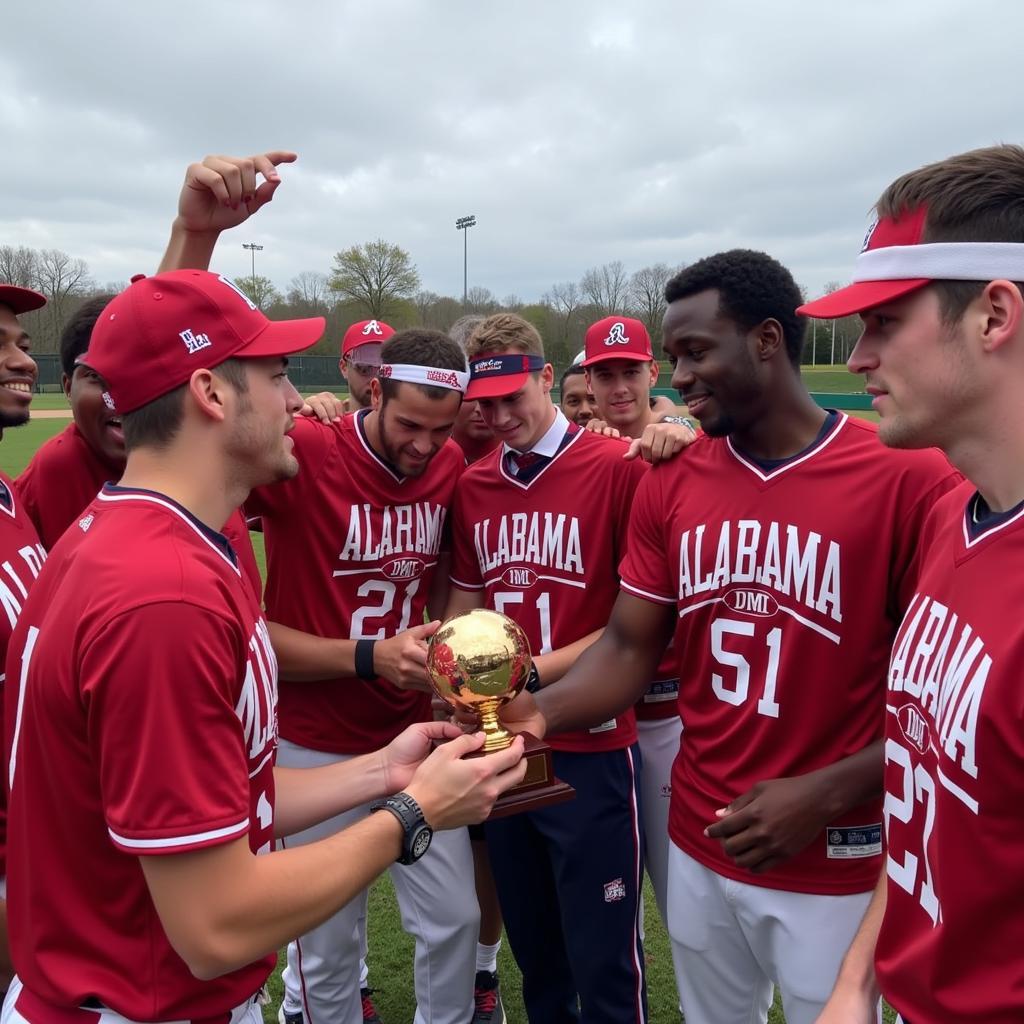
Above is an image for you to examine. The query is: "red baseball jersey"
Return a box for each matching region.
[3,484,277,1019]
[876,483,1024,1023]
[248,411,463,754]
[450,425,645,752]
[15,422,262,597]
[0,472,45,881]
[16,422,120,549]
[620,415,958,894]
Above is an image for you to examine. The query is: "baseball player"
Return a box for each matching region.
[579,315,694,936]
[159,152,491,1024]
[500,250,958,1024]
[0,283,47,989]
[14,298,261,595]
[802,145,1024,1024]
[446,313,650,1024]
[1,269,525,1024]
[341,319,395,410]
[558,364,598,426]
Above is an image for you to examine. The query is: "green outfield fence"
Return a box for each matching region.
[30,355,873,411]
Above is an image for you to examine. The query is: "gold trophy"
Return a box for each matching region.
[427,608,574,818]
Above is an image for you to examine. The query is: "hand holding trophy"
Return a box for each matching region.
[426,608,574,818]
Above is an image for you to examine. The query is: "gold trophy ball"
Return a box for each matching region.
[426,609,532,752]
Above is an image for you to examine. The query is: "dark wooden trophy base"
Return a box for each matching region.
[470,732,575,820]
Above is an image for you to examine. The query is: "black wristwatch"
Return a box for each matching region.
[369,792,433,865]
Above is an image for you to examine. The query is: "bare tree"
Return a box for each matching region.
[287,271,330,312]
[413,289,443,325]
[580,260,629,317]
[542,281,582,344]
[501,294,523,311]
[35,248,93,352]
[329,239,420,319]
[629,263,678,338]
[465,286,499,314]
[0,245,40,289]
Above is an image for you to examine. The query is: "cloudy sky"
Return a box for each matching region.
[3,0,1021,304]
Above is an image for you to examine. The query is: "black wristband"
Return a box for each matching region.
[355,639,377,680]
[525,663,543,693]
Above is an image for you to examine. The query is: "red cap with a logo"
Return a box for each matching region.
[0,285,46,315]
[342,319,395,360]
[798,207,932,319]
[581,316,654,367]
[84,270,325,414]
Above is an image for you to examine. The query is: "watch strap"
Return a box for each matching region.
[370,791,432,865]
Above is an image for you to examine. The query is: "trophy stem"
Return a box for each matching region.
[477,698,512,752]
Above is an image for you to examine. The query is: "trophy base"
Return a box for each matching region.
[470,732,575,820]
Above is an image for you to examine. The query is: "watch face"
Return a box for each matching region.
[411,825,433,860]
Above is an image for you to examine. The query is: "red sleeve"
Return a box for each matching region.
[618,465,676,605]
[889,463,963,617]
[448,484,483,591]
[612,455,649,571]
[82,602,253,855]
[13,459,43,544]
[245,417,333,517]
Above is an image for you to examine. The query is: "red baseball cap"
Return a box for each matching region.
[798,207,931,319]
[581,316,654,366]
[0,285,46,315]
[466,352,546,400]
[84,270,325,414]
[342,319,395,360]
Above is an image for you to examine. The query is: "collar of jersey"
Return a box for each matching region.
[726,410,846,482]
[961,490,1024,548]
[501,408,570,461]
[100,483,238,568]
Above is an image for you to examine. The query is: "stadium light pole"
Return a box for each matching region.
[455,215,476,305]
[242,242,264,282]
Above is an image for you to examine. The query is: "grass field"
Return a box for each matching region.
[0,377,893,1024]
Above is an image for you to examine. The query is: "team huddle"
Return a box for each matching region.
[0,141,1020,1024]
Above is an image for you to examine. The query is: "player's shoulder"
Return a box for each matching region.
[73,489,248,608]
[926,478,974,525]
[644,430,714,480]
[291,411,344,452]
[458,443,503,486]
[572,426,635,468]
[0,468,44,544]
[434,437,467,471]
[19,422,84,476]
[837,414,957,482]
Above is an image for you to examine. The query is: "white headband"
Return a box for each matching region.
[855,242,1024,283]
[378,363,469,393]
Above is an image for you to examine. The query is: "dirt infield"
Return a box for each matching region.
[32,410,73,419]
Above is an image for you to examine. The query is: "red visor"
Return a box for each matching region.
[0,285,47,315]
[466,353,545,400]
[798,207,931,319]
